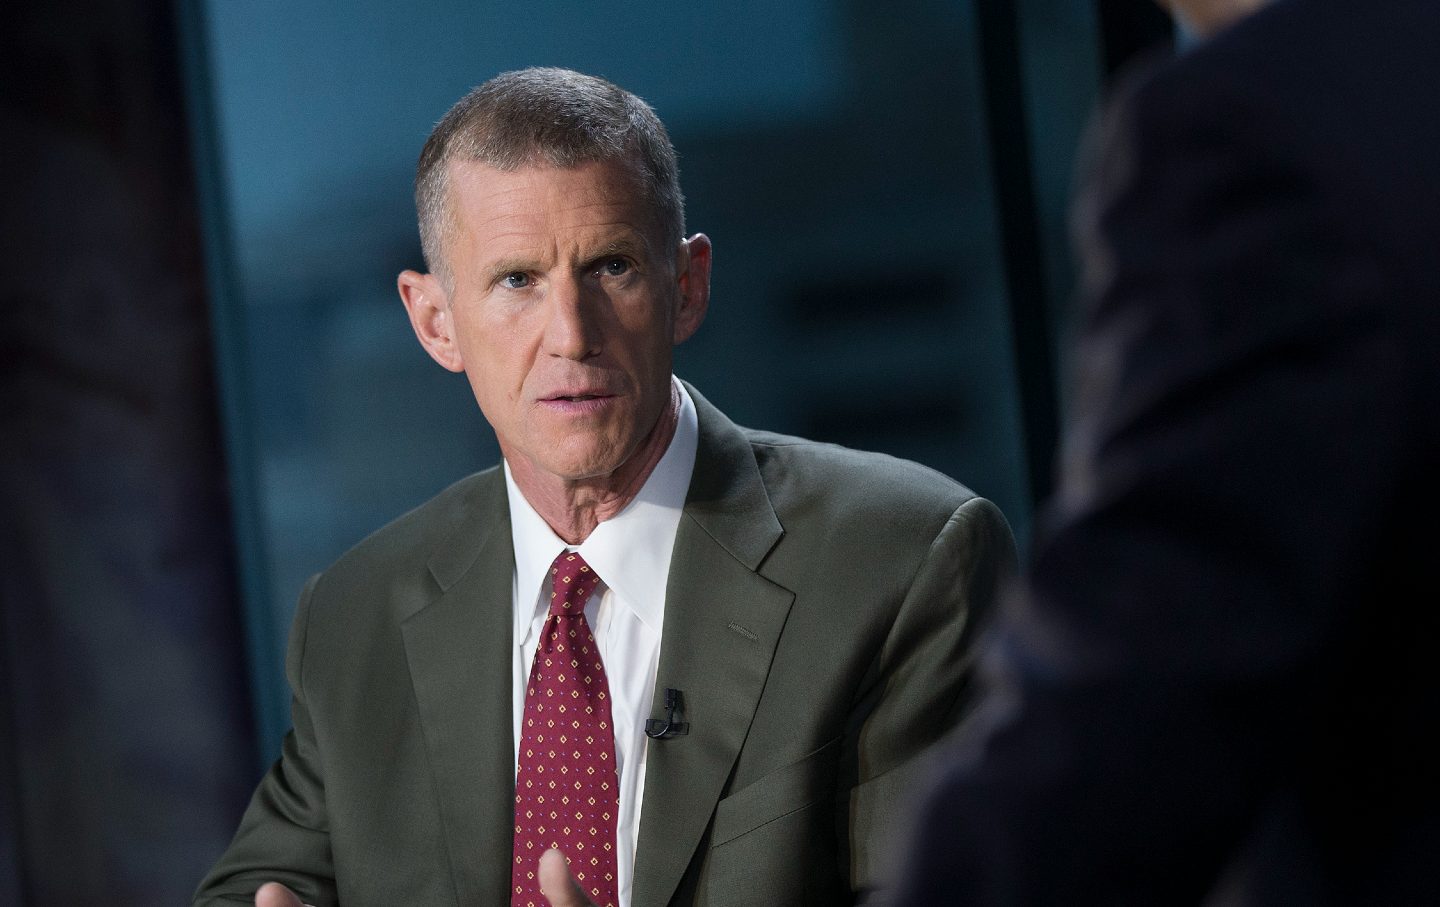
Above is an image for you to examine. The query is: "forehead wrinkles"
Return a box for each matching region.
[469,211,650,263]
[454,171,659,262]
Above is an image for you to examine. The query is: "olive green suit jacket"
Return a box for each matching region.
[195,385,1014,906]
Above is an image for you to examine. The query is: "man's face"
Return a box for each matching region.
[399,158,709,485]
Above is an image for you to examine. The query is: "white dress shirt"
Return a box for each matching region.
[504,379,698,907]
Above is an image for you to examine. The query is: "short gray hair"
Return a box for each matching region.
[414,67,685,280]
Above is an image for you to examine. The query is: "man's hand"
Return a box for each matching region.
[255,882,306,907]
[538,848,598,907]
[246,852,590,907]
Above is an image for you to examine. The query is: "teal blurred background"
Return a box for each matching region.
[1,0,1172,902]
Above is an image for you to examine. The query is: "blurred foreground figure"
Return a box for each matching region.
[896,0,1440,902]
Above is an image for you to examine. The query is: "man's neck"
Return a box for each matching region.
[506,382,682,545]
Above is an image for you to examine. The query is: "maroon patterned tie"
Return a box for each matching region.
[511,551,619,907]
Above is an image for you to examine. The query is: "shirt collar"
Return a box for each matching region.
[506,378,699,641]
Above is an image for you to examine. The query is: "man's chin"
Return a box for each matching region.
[521,446,634,487]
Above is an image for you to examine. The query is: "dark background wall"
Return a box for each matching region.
[0,0,1172,902]
[1,1,256,902]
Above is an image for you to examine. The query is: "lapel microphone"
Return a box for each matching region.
[644,688,690,739]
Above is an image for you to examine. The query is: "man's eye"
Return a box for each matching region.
[502,272,529,289]
[600,258,629,277]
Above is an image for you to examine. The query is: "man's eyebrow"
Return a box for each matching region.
[481,236,655,283]
[484,256,538,282]
[582,237,650,263]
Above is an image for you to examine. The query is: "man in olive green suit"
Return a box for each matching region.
[195,68,1013,907]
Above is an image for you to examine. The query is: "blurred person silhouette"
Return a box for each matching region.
[893,0,1440,903]
[193,67,1014,907]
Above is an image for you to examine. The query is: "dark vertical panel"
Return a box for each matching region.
[174,0,290,766]
[1012,0,1106,441]
[0,0,256,901]
[974,0,1059,507]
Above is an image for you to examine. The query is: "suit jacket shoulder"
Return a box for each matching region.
[312,467,506,606]
[743,425,981,514]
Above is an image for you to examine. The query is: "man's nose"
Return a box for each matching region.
[542,276,602,361]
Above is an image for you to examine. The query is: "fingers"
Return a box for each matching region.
[254,881,306,907]
[537,848,597,907]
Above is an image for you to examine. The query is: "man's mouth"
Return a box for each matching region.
[541,391,604,403]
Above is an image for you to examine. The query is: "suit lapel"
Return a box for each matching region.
[632,388,793,907]
[400,470,515,906]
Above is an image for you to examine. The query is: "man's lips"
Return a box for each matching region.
[537,388,622,414]
[542,391,616,402]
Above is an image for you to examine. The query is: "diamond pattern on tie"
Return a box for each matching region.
[512,552,619,907]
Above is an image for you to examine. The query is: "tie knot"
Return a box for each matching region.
[548,551,601,617]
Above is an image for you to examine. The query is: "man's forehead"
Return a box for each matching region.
[444,158,663,252]
[445,157,644,202]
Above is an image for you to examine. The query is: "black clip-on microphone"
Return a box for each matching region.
[644,688,690,739]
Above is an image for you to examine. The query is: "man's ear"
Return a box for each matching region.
[397,269,464,373]
[673,233,712,345]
